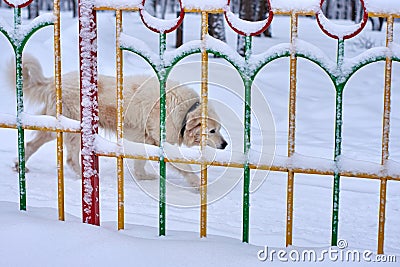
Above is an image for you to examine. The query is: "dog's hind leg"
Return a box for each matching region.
[133,160,157,180]
[14,131,56,172]
[65,133,81,178]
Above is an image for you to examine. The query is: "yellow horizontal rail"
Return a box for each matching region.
[0,122,80,133]
[96,151,400,181]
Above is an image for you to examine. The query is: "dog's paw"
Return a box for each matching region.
[134,172,157,181]
[13,160,30,173]
[186,175,201,190]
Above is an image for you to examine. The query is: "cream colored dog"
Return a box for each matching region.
[15,54,228,188]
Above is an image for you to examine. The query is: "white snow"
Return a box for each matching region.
[140,9,181,33]
[366,0,400,14]
[271,0,320,13]
[225,10,271,36]
[119,33,161,68]
[181,0,228,10]
[316,11,366,39]
[94,0,142,9]
[3,0,31,7]
[0,13,54,44]
[0,6,399,266]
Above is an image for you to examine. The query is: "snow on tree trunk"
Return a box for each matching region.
[208,13,226,42]
[236,0,252,56]
[145,0,157,16]
[231,0,240,13]
[255,0,271,38]
[28,0,39,19]
[160,0,168,19]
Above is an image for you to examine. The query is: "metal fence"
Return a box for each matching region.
[0,0,399,255]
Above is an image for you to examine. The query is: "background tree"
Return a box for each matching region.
[208,14,226,42]
[236,0,253,56]
[27,0,39,19]
[322,0,384,31]
[255,0,271,37]
[236,0,272,56]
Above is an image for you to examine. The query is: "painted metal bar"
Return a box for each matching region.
[242,35,252,243]
[286,12,298,247]
[331,39,345,246]
[0,123,80,133]
[200,11,209,238]
[368,12,400,19]
[96,151,400,181]
[331,90,344,247]
[274,10,315,16]
[116,9,124,230]
[159,32,167,236]
[54,0,65,221]
[377,15,394,255]
[94,6,139,11]
[184,8,224,13]
[13,7,26,211]
[79,0,100,225]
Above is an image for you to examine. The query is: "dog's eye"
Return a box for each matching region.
[210,129,216,134]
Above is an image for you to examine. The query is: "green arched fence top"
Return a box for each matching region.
[118,1,400,251]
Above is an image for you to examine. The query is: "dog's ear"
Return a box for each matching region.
[184,112,201,134]
[183,116,201,146]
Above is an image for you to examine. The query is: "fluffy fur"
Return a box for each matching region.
[14,54,228,188]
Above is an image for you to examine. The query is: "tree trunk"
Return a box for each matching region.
[27,0,39,19]
[370,17,384,31]
[231,0,240,13]
[208,13,226,42]
[237,0,253,56]
[169,0,175,13]
[72,0,77,18]
[255,0,272,37]
[145,0,157,16]
[160,0,168,19]
[175,10,183,48]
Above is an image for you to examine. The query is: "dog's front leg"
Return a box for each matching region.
[168,162,200,189]
[133,160,157,180]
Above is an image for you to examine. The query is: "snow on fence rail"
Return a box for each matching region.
[0,0,400,255]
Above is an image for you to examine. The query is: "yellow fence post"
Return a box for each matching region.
[286,11,298,247]
[116,9,125,230]
[200,11,209,238]
[378,14,394,255]
[54,0,64,221]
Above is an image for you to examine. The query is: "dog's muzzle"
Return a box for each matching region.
[218,140,228,150]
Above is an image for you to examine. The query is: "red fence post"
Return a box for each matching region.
[78,0,100,225]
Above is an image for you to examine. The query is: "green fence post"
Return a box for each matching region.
[242,35,252,243]
[331,38,345,246]
[159,33,167,236]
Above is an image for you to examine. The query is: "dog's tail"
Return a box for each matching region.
[7,54,53,106]
[8,53,48,88]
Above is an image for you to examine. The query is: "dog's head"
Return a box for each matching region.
[181,102,228,149]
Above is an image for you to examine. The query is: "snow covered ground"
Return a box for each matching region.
[0,6,399,266]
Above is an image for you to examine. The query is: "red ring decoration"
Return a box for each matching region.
[224,0,273,36]
[4,0,33,8]
[316,0,368,40]
[139,0,184,33]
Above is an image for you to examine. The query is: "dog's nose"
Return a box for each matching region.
[219,140,228,150]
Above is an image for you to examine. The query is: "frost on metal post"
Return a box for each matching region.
[79,0,100,225]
